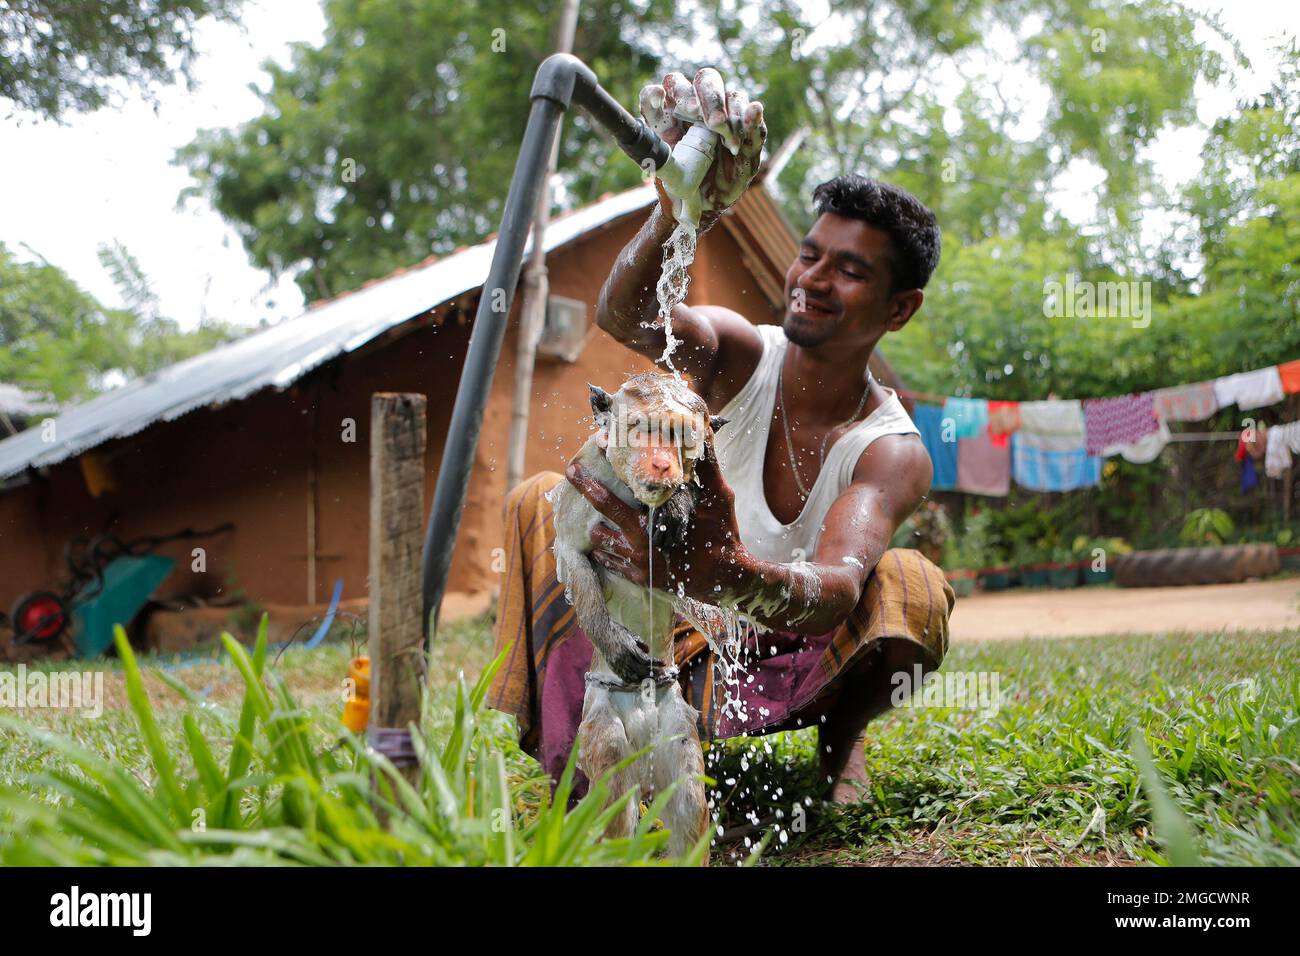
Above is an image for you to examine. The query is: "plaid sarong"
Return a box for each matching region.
[487,472,953,787]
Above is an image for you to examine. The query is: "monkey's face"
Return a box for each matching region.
[605,408,699,507]
[588,376,726,509]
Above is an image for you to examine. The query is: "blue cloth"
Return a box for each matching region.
[942,397,989,439]
[1011,433,1101,491]
[914,402,957,490]
[1241,455,1259,492]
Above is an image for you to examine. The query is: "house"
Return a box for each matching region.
[0,177,905,635]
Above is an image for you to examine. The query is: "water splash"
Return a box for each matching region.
[646,213,763,742]
[646,219,698,377]
[677,595,765,726]
[647,502,656,800]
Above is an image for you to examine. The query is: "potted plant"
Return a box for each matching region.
[1048,543,1080,588]
[961,510,1011,592]
[1016,540,1050,588]
[1180,508,1234,547]
[943,536,979,598]
[1276,528,1300,570]
[1078,535,1130,585]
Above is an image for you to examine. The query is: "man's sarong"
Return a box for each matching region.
[487,472,954,789]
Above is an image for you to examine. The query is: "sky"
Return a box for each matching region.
[1,0,1296,332]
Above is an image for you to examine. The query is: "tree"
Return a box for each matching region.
[0,0,244,121]
[179,0,1229,307]
[0,242,238,402]
[177,0,690,302]
[1171,39,1300,378]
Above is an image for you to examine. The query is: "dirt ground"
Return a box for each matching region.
[951,577,1300,641]
[437,579,1300,643]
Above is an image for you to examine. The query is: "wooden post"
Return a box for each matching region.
[369,393,427,784]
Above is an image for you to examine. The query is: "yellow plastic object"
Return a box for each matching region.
[342,656,370,732]
[79,451,119,498]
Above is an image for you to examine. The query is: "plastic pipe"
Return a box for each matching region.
[420,55,675,638]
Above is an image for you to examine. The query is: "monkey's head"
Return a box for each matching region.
[588,374,727,508]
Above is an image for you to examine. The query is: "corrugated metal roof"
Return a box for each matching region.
[0,185,658,482]
[722,187,799,309]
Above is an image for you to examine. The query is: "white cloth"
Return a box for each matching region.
[1214,368,1284,411]
[1265,421,1300,478]
[1017,399,1087,451]
[712,324,919,564]
[1114,415,1171,463]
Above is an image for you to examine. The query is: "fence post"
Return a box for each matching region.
[369,392,428,788]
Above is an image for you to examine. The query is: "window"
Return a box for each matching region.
[537,294,588,363]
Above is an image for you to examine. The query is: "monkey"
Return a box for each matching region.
[548,372,727,862]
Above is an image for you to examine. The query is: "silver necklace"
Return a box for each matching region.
[778,356,873,499]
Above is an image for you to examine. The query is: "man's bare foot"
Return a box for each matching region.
[818,726,870,804]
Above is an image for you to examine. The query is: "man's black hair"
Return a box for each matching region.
[811,175,941,292]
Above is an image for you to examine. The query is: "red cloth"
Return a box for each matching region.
[1278,360,1300,395]
[986,400,1020,448]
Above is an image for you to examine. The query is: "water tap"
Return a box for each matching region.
[655,113,720,230]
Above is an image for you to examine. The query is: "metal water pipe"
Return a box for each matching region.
[421,54,672,637]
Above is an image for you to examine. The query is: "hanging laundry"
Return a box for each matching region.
[986,400,1021,448]
[1011,432,1102,492]
[1115,415,1171,464]
[1213,367,1284,411]
[1152,381,1218,422]
[957,429,1011,496]
[941,396,988,439]
[1083,392,1161,457]
[1017,399,1087,450]
[1278,359,1300,395]
[1264,421,1300,478]
[913,402,957,490]
[1241,455,1259,492]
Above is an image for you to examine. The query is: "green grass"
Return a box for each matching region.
[707,629,1300,866]
[2,617,1297,866]
[0,618,708,865]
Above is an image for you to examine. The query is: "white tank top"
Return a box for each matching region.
[712,324,920,564]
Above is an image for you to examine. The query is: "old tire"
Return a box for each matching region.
[1112,544,1280,588]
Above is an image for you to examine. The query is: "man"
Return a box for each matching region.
[488,68,952,804]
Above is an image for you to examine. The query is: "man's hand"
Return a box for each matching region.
[566,450,754,604]
[639,68,767,223]
[603,620,669,684]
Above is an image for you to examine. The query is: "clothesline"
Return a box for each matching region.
[898,357,1300,412]
[903,358,1300,496]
